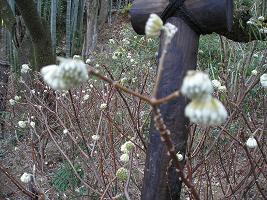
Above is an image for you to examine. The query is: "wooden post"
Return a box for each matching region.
[130,0,233,199]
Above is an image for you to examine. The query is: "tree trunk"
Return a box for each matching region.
[98,0,109,28]
[84,0,99,57]
[83,0,110,57]
[16,0,55,70]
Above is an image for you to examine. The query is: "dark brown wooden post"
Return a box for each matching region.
[130,0,233,199]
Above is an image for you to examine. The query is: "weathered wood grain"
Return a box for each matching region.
[141,17,199,200]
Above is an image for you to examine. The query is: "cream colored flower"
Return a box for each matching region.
[41,65,65,90]
[211,79,221,90]
[120,77,127,85]
[162,23,177,43]
[92,134,100,141]
[246,137,257,148]
[251,69,258,76]
[145,14,163,37]
[20,172,32,183]
[100,103,107,110]
[176,153,183,161]
[85,58,91,64]
[181,71,213,99]
[73,55,82,60]
[63,129,69,134]
[258,16,265,21]
[259,28,267,34]
[41,58,88,90]
[83,94,90,101]
[121,141,135,153]
[109,39,115,44]
[120,153,129,163]
[218,85,227,93]
[18,121,27,128]
[30,121,35,128]
[14,96,21,101]
[59,58,89,87]
[116,167,128,182]
[9,99,15,106]
[260,73,267,88]
[185,96,228,126]
[21,64,31,74]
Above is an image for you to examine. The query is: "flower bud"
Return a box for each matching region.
[181,71,213,99]
[260,73,267,88]
[176,153,183,161]
[185,96,228,126]
[18,121,27,128]
[20,172,32,183]
[9,99,15,106]
[116,167,128,182]
[120,153,129,163]
[92,134,100,141]
[246,137,257,148]
[121,141,135,153]
[145,14,163,37]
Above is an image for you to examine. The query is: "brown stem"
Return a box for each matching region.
[152,107,200,200]
[0,162,38,199]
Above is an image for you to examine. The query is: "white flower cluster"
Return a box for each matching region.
[251,69,258,76]
[116,167,128,182]
[92,134,100,141]
[100,103,107,110]
[18,121,27,128]
[162,23,178,44]
[211,79,227,92]
[247,16,267,34]
[20,172,32,183]
[73,55,82,60]
[181,71,228,126]
[246,137,257,148]
[260,73,267,88]
[9,95,22,106]
[181,71,213,99]
[119,140,135,164]
[120,153,129,163]
[145,13,177,42]
[41,57,89,90]
[121,140,134,154]
[21,64,31,74]
[185,96,228,125]
[18,120,35,129]
[63,129,69,134]
[145,14,163,37]
[176,152,183,161]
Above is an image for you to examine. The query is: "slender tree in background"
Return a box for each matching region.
[84,0,99,57]
[50,0,57,54]
[66,0,72,57]
[16,0,55,70]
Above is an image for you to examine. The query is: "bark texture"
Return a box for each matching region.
[83,0,109,57]
[16,0,55,70]
[141,17,199,200]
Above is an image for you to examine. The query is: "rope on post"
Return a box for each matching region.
[160,0,208,34]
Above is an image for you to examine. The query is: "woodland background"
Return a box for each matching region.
[0,0,266,199]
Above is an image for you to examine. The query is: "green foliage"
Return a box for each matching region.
[234,0,253,8]
[120,3,132,14]
[198,34,222,78]
[52,163,84,192]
